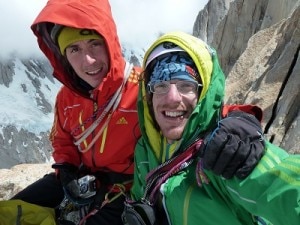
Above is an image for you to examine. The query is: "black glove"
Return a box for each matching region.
[202,111,265,179]
[52,163,96,206]
[52,163,80,198]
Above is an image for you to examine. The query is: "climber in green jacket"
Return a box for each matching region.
[123,31,300,225]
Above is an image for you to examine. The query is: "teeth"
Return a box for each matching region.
[86,68,101,75]
[165,111,184,117]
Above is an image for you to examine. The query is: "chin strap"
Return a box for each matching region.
[73,62,133,153]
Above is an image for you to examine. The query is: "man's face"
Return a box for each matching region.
[65,39,109,88]
[152,80,198,143]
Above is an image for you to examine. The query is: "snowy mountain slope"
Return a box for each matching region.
[0,57,60,168]
[0,58,60,133]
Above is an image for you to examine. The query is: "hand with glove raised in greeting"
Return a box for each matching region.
[202,110,265,179]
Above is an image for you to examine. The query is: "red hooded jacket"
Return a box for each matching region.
[31,0,141,174]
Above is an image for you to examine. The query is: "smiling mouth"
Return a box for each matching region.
[86,68,102,76]
[164,111,185,118]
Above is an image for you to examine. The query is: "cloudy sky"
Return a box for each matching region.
[0,0,207,58]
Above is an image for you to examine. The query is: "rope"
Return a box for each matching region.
[78,183,128,225]
[74,62,133,152]
[143,139,207,205]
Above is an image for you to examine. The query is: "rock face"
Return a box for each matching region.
[195,0,299,75]
[193,0,299,153]
[225,7,300,153]
[1,0,299,200]
[0,127,53,169]
[0,163,54,201]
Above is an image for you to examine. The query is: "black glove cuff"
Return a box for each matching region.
[227,111,263,136]
[52,163,78,186]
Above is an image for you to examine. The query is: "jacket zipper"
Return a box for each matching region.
[92,101,97,167]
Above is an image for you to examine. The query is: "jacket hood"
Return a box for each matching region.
[138,31,225,159]
[31,0,125,98]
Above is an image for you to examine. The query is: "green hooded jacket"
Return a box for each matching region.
[130,31,300,225]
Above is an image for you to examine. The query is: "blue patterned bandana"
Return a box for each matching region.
[149,54,200,84]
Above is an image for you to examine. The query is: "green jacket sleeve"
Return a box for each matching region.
[212,141,300,225]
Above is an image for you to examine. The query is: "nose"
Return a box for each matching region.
[165,84,182,102]
[84,51,96,64]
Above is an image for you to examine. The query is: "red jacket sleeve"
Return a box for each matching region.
[49,88,81,167]
[222,104,263,122]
